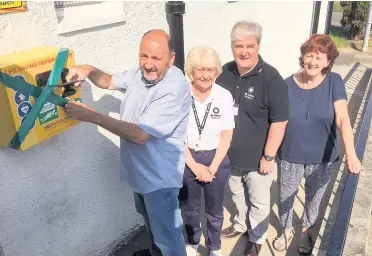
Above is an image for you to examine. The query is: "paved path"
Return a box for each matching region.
[115,49,372,256]
[331,11,342,28]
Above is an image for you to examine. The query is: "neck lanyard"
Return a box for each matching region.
[192,97,212,140]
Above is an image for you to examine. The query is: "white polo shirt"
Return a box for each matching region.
[186,83,235,151]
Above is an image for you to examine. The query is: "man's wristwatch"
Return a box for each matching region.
[263,154,275,161]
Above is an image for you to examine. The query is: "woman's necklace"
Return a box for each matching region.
[301,72,310,120]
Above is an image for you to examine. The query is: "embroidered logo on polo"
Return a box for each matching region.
[210,107,221,119]
[244,86,255,100]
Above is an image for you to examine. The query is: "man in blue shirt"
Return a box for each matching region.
[64,29,191,256]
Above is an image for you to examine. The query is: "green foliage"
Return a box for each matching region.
[340,1,370,40]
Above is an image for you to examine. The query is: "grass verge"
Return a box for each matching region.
[330,29,372,53]
[333,2,342,13]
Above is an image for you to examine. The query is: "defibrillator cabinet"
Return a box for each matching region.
[0,46,82,151]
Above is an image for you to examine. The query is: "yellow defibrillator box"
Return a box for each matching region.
[0,46,82,151]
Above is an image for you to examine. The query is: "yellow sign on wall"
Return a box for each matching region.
[0,1,28,15]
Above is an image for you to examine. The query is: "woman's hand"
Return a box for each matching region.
[208,164,219,177]
[192,163,214,183]
[334,100,362,175]
[346,154,362,175]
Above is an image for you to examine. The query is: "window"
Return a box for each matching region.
[55,1,126,35]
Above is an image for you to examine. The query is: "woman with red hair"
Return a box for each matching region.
[272,34,361,254]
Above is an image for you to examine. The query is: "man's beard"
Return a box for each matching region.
[141,69,159,86]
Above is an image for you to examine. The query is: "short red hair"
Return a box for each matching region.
[299,34,339,74]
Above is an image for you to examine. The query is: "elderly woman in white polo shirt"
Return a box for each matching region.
[182,46,235,256]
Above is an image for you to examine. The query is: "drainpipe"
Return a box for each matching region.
[324,1,334,34]
[165,1,186,73]
[311,1,322,35]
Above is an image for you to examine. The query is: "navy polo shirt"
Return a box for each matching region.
[216,55,289,171]
[278,72,347,164]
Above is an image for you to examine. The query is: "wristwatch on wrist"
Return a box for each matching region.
[263,154,275,161]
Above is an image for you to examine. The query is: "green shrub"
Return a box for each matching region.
[340,1,369,40]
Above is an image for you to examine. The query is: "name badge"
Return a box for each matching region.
[233,104,239,116]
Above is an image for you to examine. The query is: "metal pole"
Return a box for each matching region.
[324,1,334,34]
[165,1,185,73]
[362,1,372,53]
[311,1,322,35]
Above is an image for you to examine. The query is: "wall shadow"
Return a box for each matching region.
[59,21,127,37]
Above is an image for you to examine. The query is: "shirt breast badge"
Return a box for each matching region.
[244,87,255,100]
[210,107,221,119]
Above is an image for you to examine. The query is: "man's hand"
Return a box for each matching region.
[192,163,214,183]
[66,66,89,87]
[346,154,362,175]
[66,65,114,90]
[64,101,97,122]
[259,157,275,174]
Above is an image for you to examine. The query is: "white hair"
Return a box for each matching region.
[230,20,263,44]
[185,46,222,82]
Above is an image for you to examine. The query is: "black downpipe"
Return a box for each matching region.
[311,1,322,35]
[324,1,334,34]
[165,1,185,73]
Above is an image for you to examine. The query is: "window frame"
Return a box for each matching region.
[55,1,126,35]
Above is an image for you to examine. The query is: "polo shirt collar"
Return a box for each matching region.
[141,76,157,88]
[141,66,176,88]
[227,54,264,78]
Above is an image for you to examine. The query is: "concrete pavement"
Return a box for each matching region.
[331,11,342,28]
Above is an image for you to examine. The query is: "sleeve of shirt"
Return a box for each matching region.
[111,67,138,91]
[332,73,348,102]
[222,90,235,130]
[137,85,191,139]
[266,69,289,122]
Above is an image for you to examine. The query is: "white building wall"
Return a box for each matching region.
[0,1,322,256]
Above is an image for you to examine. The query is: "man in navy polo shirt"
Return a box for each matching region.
[216,21,289,256]
[64,29,191,256]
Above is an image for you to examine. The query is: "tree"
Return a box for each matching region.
[340,1,369,40]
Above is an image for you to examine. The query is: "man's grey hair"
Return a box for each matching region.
[230,20,263,44]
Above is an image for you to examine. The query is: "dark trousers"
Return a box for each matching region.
[182,150,231,251]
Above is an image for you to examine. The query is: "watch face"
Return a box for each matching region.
[264,155,274,161]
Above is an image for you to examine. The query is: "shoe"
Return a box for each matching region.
[272,228,295,251]
[298,230,313,255]
[186,244,199,256]
[221,225,243,238]
[209,249,223,256]
[133,249,152,256]
[244,241,262,256]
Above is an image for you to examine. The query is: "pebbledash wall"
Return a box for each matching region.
[0,1,328,256]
